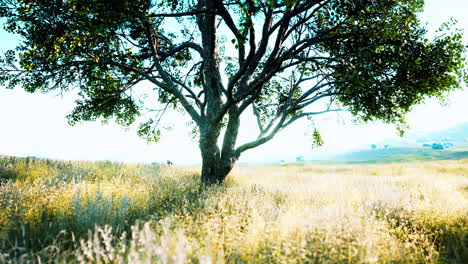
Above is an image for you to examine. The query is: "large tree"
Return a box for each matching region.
[0,0,466,184]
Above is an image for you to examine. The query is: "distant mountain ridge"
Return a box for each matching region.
[409,122,468,143]
[327,122,468,163]
[371,122,468,149]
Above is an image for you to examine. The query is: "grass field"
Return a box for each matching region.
[0,156,467,263]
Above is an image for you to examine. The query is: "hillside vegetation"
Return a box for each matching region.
[0,156,467,263]
[333,147,468,164]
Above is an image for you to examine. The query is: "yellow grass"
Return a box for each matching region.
[0,157,467,263]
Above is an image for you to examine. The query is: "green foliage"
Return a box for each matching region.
[318,1,467,125]
[1,0,153,126]
[312,128,324,148]
[0,1,464,127]
[137,119,162,143]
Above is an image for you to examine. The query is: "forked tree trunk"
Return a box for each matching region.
[200,154,236,185]
[199,132,237,185]
[199,110,240,185]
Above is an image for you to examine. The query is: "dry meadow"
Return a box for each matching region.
[0,156,467,263]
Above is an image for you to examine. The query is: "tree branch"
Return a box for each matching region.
[252,104,265,134]
[151,9,214,17]
[282,109,346,128]
[236,113,287,154]
[159,41,204,60]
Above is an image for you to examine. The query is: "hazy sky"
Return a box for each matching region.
[0,0,467,164]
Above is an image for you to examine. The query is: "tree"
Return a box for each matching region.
[0,0,466,184]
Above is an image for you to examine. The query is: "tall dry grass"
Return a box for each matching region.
[0,156,467,263]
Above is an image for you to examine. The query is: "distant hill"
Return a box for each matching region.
[364,122,468,150]
[331,147,468,164]
[410,122,468,144]
[324,122,468,163]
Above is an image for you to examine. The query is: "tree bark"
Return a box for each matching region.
[199,110,240,185]
[197,0,238,185]
[199,123,221,184]
[200,152,236,185]
[199,136,237,185]
[200,137,221,184]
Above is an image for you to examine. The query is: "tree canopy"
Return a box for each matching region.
[1,0,466,183]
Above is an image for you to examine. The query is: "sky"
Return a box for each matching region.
[0,0,467,164]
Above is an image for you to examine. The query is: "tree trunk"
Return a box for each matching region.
[199,124,220,184]
[199,115,239,185]
[200,154,236,185]
[200,140,235,185]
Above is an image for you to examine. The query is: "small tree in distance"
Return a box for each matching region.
[0,0,466,184]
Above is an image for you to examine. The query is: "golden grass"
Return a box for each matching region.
[0,157,467,263]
